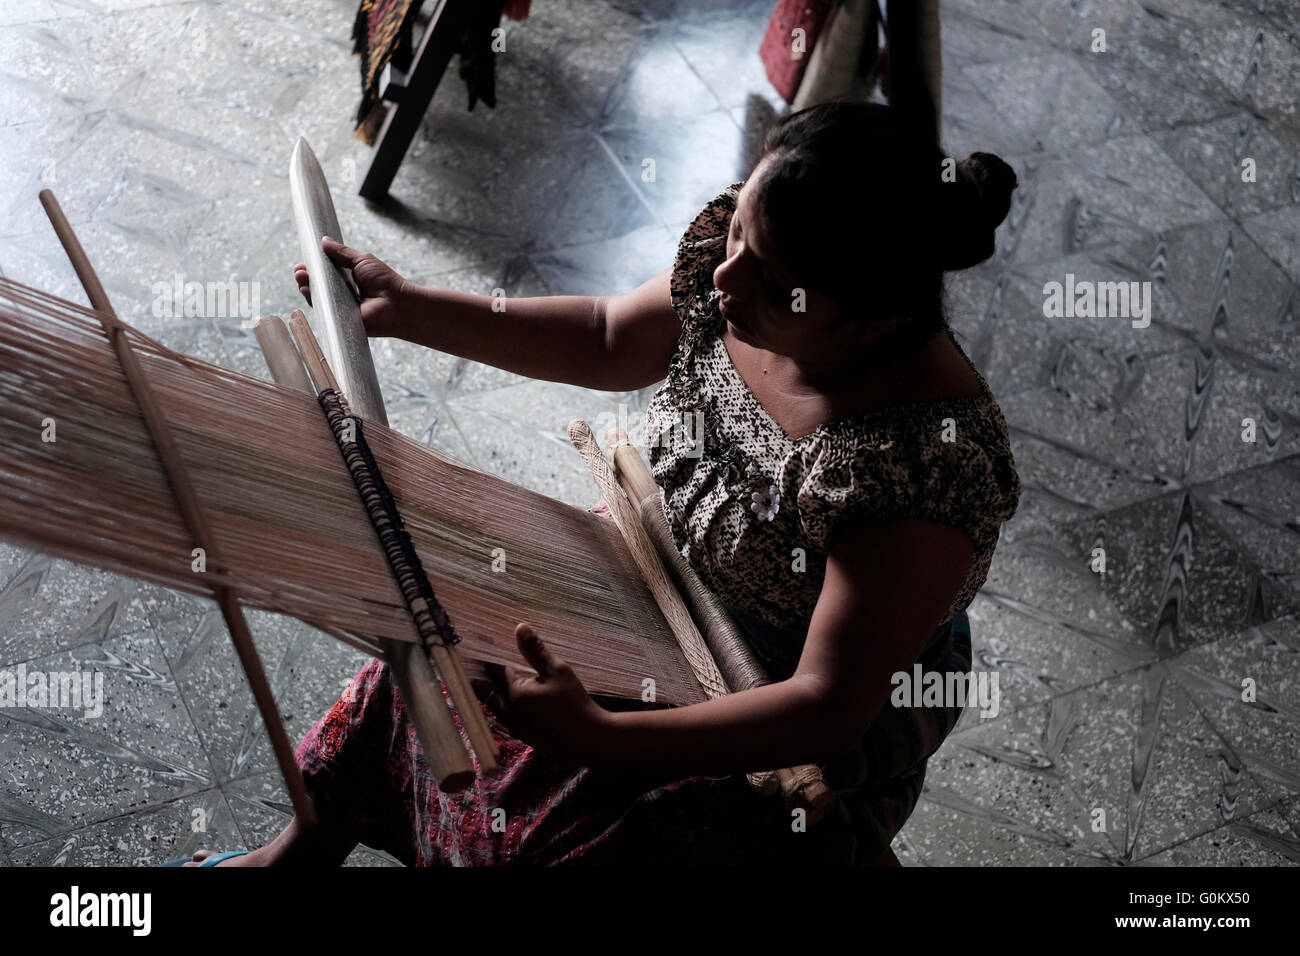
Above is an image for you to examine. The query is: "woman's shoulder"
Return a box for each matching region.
[795,381,1021,553]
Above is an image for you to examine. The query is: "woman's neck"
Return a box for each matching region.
[729,326,982,419]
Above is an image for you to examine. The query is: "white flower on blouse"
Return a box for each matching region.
[750,483,780,522]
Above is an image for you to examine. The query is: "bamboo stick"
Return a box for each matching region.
[605,428,768,694]
[245,321,385,673]
[37,189,318,827]
[253,314,314,393]
[572,420,804,803]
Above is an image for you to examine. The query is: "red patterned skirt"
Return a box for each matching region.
[293,620,971,867]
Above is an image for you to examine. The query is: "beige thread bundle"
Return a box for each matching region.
[0,276,705,707]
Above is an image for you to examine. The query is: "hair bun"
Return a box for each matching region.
[940,152,1018,271]
[959,152,1017,227]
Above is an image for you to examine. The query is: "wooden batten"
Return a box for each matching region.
[37,189,319,827]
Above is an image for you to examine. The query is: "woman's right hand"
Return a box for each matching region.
[293,236,408,338]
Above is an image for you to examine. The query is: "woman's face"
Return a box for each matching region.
[712,176,838,358]
[713,169,905,364]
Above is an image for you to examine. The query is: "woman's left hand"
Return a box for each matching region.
[478,623,609,764]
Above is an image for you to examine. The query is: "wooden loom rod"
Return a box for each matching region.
[36,189,318,827]
[603,427,773,799]
[287,310,499,783]
[286,309,475,787]
[253,314,315,393]
[568,419,728,698]
[603,428,833,821]
[605,428,767,691]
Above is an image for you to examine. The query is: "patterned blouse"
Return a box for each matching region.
[644,182,1021,653]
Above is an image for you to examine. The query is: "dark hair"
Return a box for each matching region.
[751,100,1017,355]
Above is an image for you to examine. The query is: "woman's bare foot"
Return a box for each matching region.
[180,811,359,867]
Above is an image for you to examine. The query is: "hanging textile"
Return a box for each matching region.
[353,0,425,126]
[758,0,837,104]
[352,0,534,143]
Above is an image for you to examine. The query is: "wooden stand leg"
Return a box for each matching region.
[885,0,941,140]
[359,0,474,201]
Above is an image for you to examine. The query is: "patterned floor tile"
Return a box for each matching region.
[1167,616,1300,807]
[7,787,240,866]
[0,628,211,848]
[1136,804,1300,865]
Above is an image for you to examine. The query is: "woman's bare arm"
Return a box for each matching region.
[299,241,681,391]
[585,519,976,777]
[396,267,680,391]
[598,267,688,389]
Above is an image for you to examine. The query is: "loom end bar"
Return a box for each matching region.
[253,314,315,394]
[776,766,834,826]
[603,427,660,505]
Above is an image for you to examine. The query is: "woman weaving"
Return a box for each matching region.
[182,101,1020,867]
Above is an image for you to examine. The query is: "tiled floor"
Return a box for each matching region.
[0,0,1297,866]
